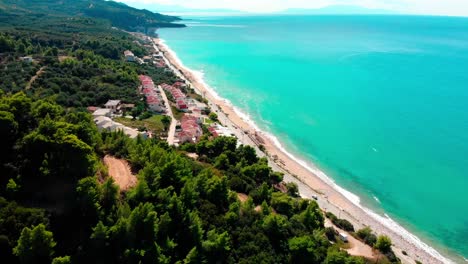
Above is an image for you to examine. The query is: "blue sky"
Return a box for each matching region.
[120,0,468,16]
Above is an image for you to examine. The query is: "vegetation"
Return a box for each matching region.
[375,235,392,253]
[114,115,166,134]
[0,91,371,263]
[326,212,355,232]
[356,227,377,246]
[0,0,184,32]
[0,2,402,263]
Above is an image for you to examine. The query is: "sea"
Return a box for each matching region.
[158,15,468,262]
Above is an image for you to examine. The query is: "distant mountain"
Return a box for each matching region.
[116,1,246,16]
[280,5,396,15]
[0,0,185,30]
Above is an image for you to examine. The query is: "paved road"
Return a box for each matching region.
[158,85,177,145]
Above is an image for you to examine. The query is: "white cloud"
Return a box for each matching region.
[120,0,468,16]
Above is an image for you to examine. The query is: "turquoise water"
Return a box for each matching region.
[159,15,468,261]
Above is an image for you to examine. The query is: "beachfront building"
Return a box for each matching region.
[155,60,166,68]
[187,98,208,115]
[173,81,186,88]
[177,114,202,144]
[124,50,135,62]
[208,124,235,138]
[104,100,121,114]
[139,75,166,113]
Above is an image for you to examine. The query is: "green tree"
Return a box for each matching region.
[356,227,377,246]
[375,235,392,253]
[202,230,231,262]
[286,182,299,197]
[209,112,218,122]
[13,224,56,264]
[161,115,171,131]
[51,256,71,264]
[289,235,328,263]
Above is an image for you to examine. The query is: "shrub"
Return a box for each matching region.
[325,212,354,232]
[337,219,354,232]
[375,235,392,253]
[356,227,377,246]
[324,227,338,241]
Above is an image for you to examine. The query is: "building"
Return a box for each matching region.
[124,50,135,62]
[178,114,202,143]
[161,83,188,111]
[208,124,235,138]
[104,100,121,114]
[143,56,152,63]
[176,100,188,111]
[87,106,99,113]
[20,56,33,63]
[139,75,166,113]
[187,99,208,114]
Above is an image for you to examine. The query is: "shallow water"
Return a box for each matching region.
[159,15,468,261]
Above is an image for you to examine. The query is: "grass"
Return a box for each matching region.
[114,115,167,133]
[171,105,184,120]
[203,117,214,125]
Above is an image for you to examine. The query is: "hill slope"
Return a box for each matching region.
[0,0,184,31]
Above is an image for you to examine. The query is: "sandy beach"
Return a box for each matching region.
[153,37,450,264]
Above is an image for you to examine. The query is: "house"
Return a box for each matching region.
[124,50,135,62]
[104,100,121,114]
[20,56,33,63]
[121,104,135,111]
[176,100,188,111]
[187,99,208,114]
[140,75,166,113]
[178,114,203,143]
[173,81,186,88]
[87,106,99,113]
[143,56,152,63]
[208,124,234,138]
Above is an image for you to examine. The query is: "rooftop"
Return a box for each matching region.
[105,100,121,107]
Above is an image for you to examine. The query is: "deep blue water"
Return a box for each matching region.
[159,15,468,261]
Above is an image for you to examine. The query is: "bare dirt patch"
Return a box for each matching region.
[237,193,249,202]
[104,155,137,191]
[58,56,75,62]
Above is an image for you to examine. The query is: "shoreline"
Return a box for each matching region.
[154,37,452,264]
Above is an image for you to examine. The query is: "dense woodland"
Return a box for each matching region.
[0,1,400,263]
[0,0,184,31]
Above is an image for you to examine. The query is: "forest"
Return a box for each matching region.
[0,1,400,263]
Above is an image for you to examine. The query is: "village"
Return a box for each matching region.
[88,33,235,146]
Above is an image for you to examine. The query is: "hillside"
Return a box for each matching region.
[0,0,184,31]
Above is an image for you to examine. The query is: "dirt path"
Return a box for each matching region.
[26,66,46,90]
[324,219,376,260]
[104,155,137,191]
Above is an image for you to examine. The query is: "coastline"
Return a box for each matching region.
[154,37,451,264]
